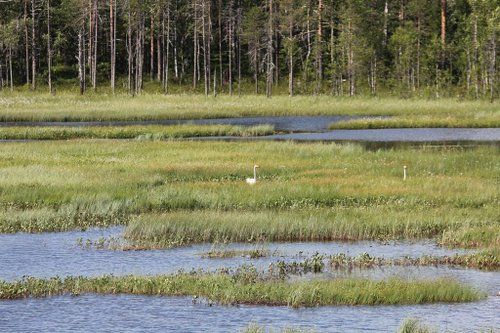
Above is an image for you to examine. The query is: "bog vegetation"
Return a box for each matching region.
[0,272,484,307]
[0,141,497,255]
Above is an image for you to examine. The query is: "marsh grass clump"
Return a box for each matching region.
[242,323,314,333]
[327,250,500,271]
[329,115,500,130]
[269,253,326,279]
[123,207,499,249]
[201,243,272,259]
[398,319,435,333]
[0,273,484,307]
[0,124,274,141]
[0,202,131,233]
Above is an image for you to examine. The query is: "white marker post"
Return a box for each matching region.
[403,166,407,180]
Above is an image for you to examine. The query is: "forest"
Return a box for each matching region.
[0,0,497,99]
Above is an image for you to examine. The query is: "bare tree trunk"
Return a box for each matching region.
[201,0,208,96]
[441,0,446,66]
[193,1,198,89]
[173,22,178,79]
[213,68,217,97]
[472,15,479,98]
[254,48,258,94]
[92,0,98,90]
[24,0,30,85]
[228,0,234,95]
[416,15,421,89]
[164,2,171,93]
[110,0,116,93]
[237,2,242,96]
[88,0,93,84]
[288,16,294,97]
[218,0,223,88]
[315,0,323,93]
[383,1,388,46]
[266,0,274,97]
[157,11,162,82]
[150,13,155,81]
[31,0,36,90]
[347,20,355,96]
[127,2,133,94]
[47,0,53,94]
[8,46,13,92]
[489,32,496,101]
[78,28,85,95]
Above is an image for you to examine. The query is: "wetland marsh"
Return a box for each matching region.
[0,102,498,332]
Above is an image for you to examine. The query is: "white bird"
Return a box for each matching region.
[246,165,260,185]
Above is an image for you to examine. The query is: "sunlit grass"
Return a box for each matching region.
[0,274,484,307]
[329,115,500,129]
[123,208,499,249]
[0,141,497,239]
[0,124,274,140]
[0,92,498,121]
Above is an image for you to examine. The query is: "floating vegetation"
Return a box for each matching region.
[397,319,435,333]
[0,271,484,307]
[242,323,314,333]
[328,250,499,271]
[201,243,273,259]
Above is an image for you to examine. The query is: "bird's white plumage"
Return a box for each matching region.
[246,178,257,185]
[246,165,259,185]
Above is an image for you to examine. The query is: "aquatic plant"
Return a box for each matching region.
[201,244,272,259]
[0,274,484,307]
[398,319,435,333]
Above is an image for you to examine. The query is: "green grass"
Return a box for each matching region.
[0,274,484,307]
[0,141,497,244]
[0,92,498,122]
[329,115,500,130]
[398,319,434,333]
[124,208,499,249]
[0,124,274,140]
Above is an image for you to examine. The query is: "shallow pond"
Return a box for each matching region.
[0,115,368,132]
[0,227,476,282]
[1,227,498,332]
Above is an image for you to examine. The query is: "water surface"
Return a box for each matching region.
[0,227,475,282]
[0,115,369,132]
[1,295,498,332]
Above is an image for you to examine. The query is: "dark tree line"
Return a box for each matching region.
[0,0,497,99]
